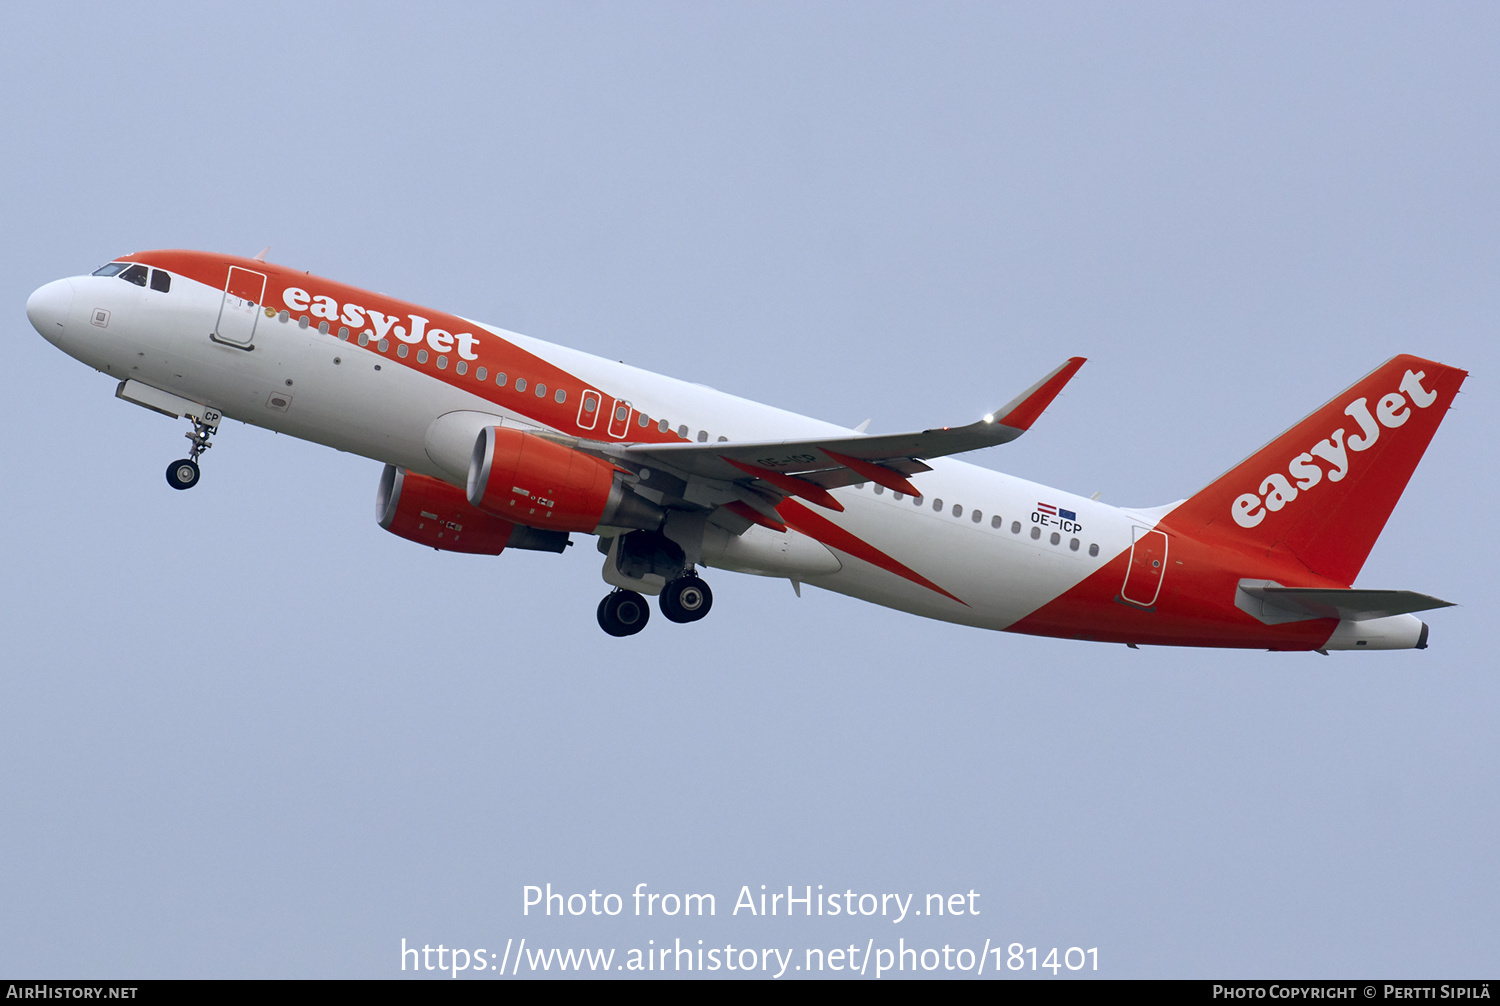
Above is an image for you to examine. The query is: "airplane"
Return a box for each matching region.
[25,250,1466,650]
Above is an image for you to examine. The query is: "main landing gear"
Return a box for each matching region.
[165,409,221,490]
[595,574,715,637]
[598,589,652,637]
[660,574,713,624]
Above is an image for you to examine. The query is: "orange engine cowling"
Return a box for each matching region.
[377,465,518,554]
[467,426,663,533]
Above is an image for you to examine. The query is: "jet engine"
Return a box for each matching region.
[377,464,567,554]
[466,426,664,533]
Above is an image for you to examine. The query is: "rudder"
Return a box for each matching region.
[1164,354,1467,585]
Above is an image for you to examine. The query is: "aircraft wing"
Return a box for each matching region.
[608,357,1086,517]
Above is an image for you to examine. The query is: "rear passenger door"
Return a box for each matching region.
[1121,527,1169,607]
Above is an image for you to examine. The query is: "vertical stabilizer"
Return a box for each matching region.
[1164,355,1467,584]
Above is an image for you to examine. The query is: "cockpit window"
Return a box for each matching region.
[120,264,149,287]
[149,269,171,293]
[92,263,127,277]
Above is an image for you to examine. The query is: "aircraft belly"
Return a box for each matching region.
[701,523,842,579]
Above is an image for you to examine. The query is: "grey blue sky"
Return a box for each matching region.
[1,2,1496,978]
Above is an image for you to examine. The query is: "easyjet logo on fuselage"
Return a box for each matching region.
[281,286,481,362]
[1230,369,1438,529]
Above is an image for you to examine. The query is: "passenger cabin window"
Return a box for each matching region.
[120,264,149,287]
[92,263,127,277]
[149,269,170,293]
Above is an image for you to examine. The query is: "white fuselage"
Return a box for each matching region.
[39,269,1142,631]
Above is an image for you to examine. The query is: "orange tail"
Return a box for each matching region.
[1164,354,1467,585]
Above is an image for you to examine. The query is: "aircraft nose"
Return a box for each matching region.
[27,279,74,345]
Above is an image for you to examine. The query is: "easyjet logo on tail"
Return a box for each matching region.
[1231,370,1438,529]
[281,286,481,361]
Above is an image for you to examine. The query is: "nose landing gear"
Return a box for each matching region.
[166,458,200,490]
[165,409,221,490]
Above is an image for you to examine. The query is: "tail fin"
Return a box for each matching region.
[1165,354,1467,584]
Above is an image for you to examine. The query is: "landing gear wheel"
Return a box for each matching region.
[660,575,713,623]
[166,458,201,490]
[597,590,651,637]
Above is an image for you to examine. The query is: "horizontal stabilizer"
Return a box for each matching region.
[1238,582,1454,623]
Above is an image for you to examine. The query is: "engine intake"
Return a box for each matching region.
[378,465,519,554]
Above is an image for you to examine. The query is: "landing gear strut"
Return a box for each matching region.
[660,574,713,623]
[165,409,221,490]
[597,589,651,637]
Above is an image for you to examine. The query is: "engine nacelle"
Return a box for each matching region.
[377,465,519,554]
[467,426,664,533]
